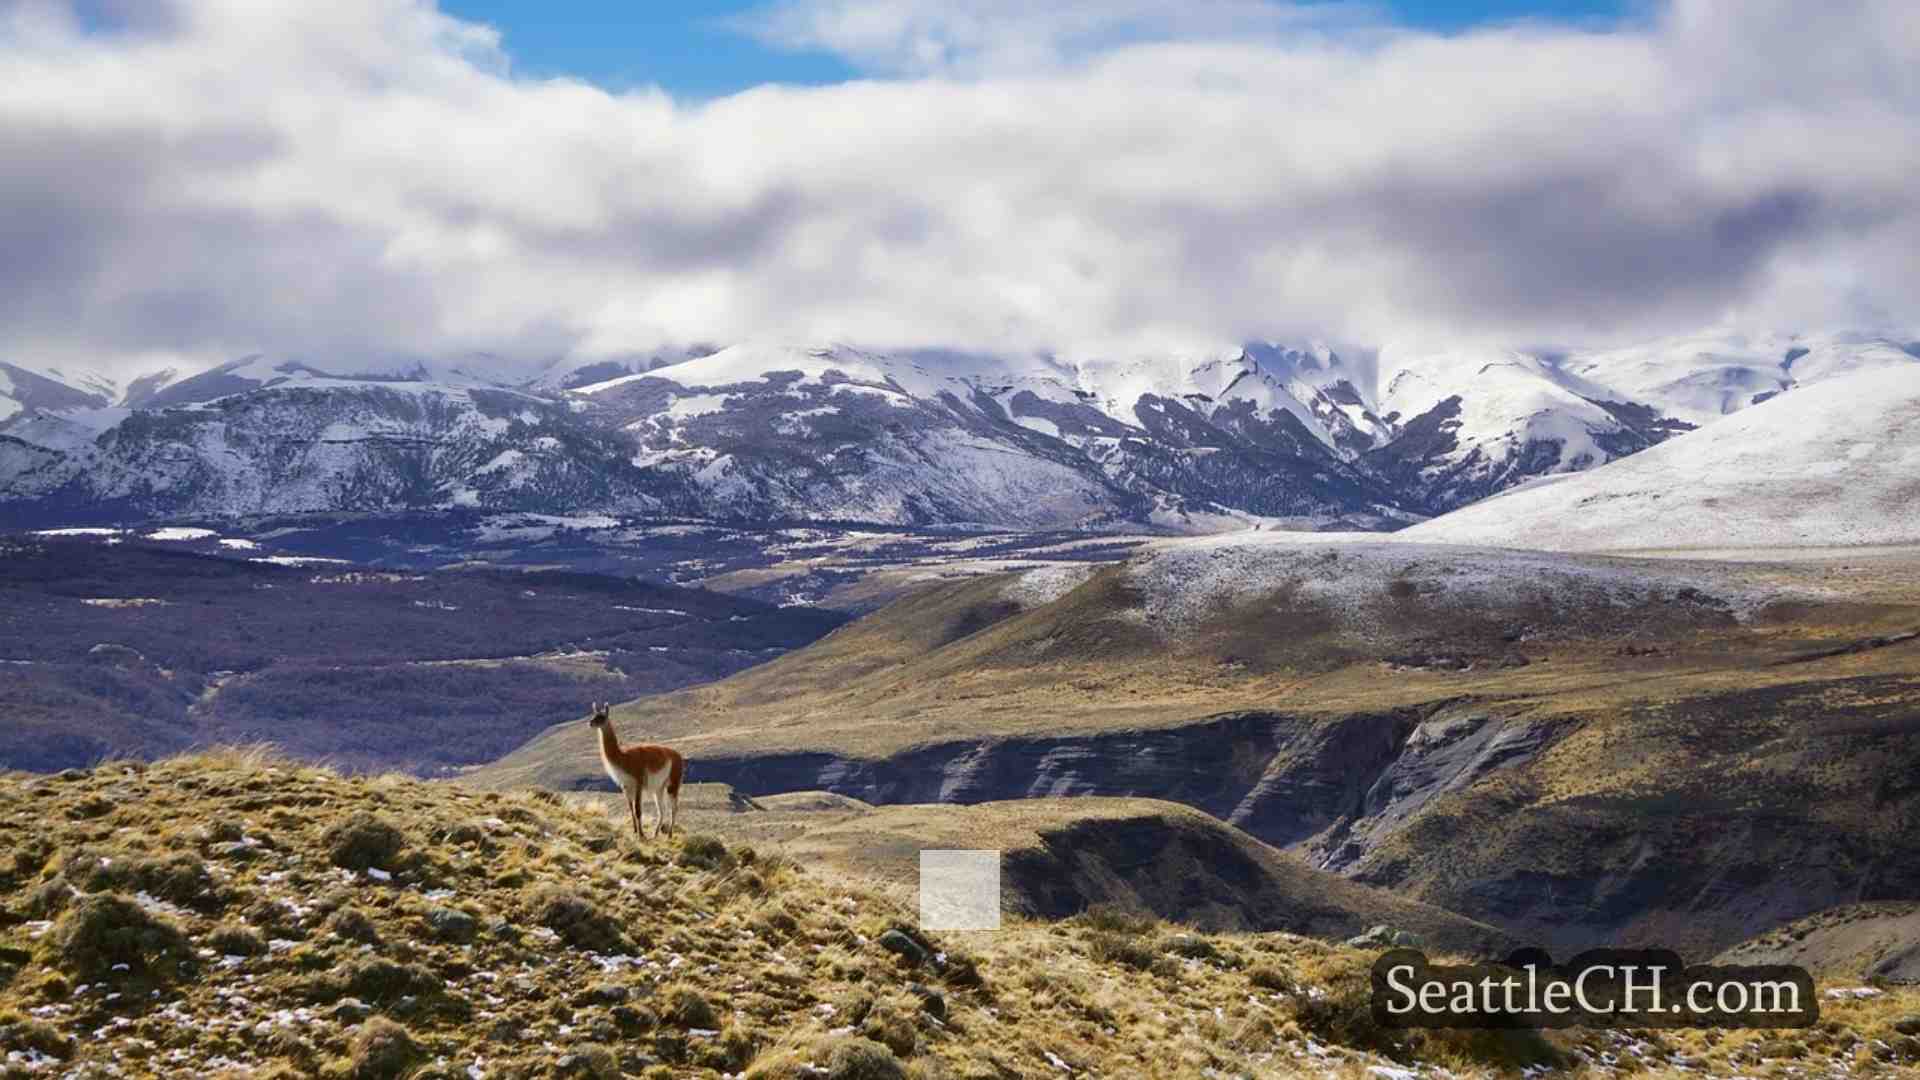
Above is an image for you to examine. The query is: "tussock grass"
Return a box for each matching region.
[345,1015,423,1079]
[1,748,1916,1078]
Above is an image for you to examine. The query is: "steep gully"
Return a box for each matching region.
[585,700,1568,872]
[569,691,1920,954]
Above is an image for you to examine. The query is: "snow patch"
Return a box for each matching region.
[1003,564,1099,607]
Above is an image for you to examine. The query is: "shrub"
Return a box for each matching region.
[206,923,267,957]
[1161,933,1235,966]
[19,880,75,918]
[57,850,223,910]
[325,906,381,945]
[859,1002,917,1058]
[1086,930,1158,972]
[664,984,720,1029]
[676,834,735,872]
[7,837,52,881]
[821,1036,906,1080]
[1074,903,1157,935]
[1247,962,1293,991]
[41,894,194,981]
[323,813,405,871]
[0,1012,73,1061]
[739,1036,902,1080]
[319,958,441,1005]
[755,908,799,939]
[526,887,628,953]
[348,1017,423,1080]
[556,1044,621,1078]
[716,1023,762,1072]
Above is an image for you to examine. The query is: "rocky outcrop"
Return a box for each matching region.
[645,704,1561,862]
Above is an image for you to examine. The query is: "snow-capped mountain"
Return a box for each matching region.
[1360,332,1918,512]
[0,331,1912,530]
[0,362,112,425]
[572,342,1416,529]
[2,361,700,520]
[1401,364,1920,552]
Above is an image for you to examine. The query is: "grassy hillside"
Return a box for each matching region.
[630,792,1515,953]
[6,751,1919,1078]
[478,543,1920,774]
[0,538,844,773]
[1718,903,1920,983]
[472,539,1920,958]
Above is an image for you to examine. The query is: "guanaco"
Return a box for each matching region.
[588,702,685,840]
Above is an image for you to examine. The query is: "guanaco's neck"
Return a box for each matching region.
[596,722,623,763]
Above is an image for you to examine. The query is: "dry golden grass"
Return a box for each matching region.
[7,750,1913,1078]
[471,552,1920,790]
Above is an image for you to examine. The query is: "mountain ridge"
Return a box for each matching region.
[2,331,1913,529]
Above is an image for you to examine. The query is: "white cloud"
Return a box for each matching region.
[0,0,1916,381]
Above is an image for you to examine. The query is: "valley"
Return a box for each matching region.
[0,538,845,773]
[472,532,1920,961]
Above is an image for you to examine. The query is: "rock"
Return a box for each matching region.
[905,982,947,1021]
[573,981,629,1007]
[877,929,930,967]
[1392,929,1425,948]
[1894,1016,1920,1036]
[1345,925,1404,949]
[85,644,147,668]
[426,907,477,942]
[332,998,373,1023]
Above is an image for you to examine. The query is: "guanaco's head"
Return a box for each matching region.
[588,702,611,729]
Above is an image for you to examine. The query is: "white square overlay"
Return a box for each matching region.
[919,849,1001,931]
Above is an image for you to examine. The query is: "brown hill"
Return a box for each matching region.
[1717,903,1920,984]
[472,538,1920,958]
[26,751,1910,1077]
[667,792,1513,954]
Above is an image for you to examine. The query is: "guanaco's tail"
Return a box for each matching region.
[667,752,685,797]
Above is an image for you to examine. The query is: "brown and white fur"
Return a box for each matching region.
[588,703,685,840]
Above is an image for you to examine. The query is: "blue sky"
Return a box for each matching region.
[440,0,1634,98]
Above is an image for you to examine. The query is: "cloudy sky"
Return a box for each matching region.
[2,0,1917,379]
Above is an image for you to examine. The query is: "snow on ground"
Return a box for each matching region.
[576,343,896,395]
[34,527,125,537]
[1125,532,1805,633]
[1400,365,1920,554]
[250,555,352,566]
[1002,563,1099,607]
[144,527,219,541]
[1562,332,1917,427]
